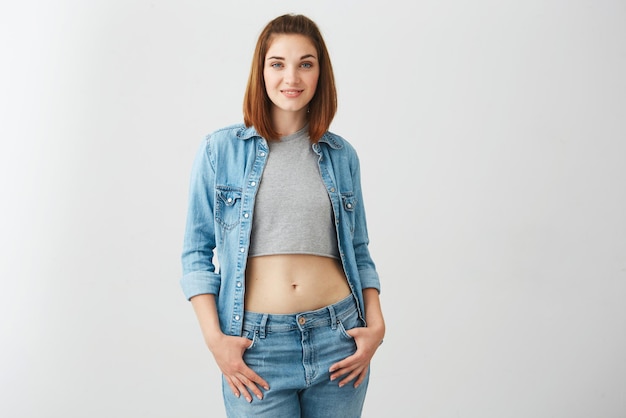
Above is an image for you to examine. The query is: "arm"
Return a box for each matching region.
[328,288,385,388]
[180,138,221,298]
[182,139,268,401]
[328,144,384,387]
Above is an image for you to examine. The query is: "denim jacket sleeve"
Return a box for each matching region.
[352,154,380,293]
[180,137,221,299]
[348,149,381,293]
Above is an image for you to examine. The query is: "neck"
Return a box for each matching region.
[271,108,308,137]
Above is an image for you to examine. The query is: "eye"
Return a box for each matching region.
[301,62,313,69]
[270,62,283,69]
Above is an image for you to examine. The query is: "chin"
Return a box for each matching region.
[279,105,307,113]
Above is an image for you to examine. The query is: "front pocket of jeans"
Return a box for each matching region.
[243,329,257,350]
[337,321,356,340]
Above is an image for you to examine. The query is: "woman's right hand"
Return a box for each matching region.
[207,333,269,402]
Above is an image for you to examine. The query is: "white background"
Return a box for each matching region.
[1,1,625,417]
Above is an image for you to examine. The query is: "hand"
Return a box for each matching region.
[207,333,269,402]
[328,325,384,388]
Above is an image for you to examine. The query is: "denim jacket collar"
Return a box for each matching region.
[236,124,343,150]
[236,125,261,141]
[319,132,343,149]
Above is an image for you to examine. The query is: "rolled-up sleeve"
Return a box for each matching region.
[180,138,221,300]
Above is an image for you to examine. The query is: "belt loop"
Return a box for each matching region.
[259,314,268,339]
[328,304,337,330]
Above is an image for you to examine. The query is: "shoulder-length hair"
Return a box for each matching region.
[243,14,337,142]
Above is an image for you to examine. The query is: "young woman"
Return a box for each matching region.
[181,14,385,417]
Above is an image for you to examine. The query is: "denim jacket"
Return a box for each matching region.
[180,123,380,336]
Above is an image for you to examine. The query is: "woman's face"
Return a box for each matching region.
[263,34,320,117]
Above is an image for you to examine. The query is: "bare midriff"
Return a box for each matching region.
[244,254,351,314]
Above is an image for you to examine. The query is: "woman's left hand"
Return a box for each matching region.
[328,324,384,388]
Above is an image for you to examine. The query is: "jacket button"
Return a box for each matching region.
[234,315,240,321]
[330,187,335,193]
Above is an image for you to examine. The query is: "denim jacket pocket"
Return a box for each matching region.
[215,186,243,230]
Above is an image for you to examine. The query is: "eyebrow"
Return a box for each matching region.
[266,54,318,61]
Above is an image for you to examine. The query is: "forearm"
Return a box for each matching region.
[363,288,385,339]
[190,293,224,349]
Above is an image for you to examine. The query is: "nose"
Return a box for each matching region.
[284,66,300,84]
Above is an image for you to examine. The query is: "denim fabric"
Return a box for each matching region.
[223,295,369,418]
[180,123,380,336]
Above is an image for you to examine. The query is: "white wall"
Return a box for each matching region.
[1,1,625,417]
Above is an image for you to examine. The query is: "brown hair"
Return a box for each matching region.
[243,14,337,142]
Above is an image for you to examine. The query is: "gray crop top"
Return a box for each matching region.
[248,126,340,259]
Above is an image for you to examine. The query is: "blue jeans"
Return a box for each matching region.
[222,295,369,418]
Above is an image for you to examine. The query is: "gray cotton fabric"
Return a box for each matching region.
[248,126,340,260]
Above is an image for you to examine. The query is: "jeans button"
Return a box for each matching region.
[298,317,306,325]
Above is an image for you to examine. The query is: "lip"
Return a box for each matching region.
[280,89,304,97]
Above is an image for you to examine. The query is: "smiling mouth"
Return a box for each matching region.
[281,89,304,97]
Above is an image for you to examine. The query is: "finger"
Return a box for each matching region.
[329,353,357,374]
[345,328,361,339]
[329,362,359,382]
[246,369,270,391]
[225,376,241,398]
[228,370,259,402]
[338,367,363,388]
[238,373,266,400]
[228,374,252,402]
[330,348,367,375]
[238,336,254,349]
[353,365,370,388]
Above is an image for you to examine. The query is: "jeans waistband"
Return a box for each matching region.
[243,294,357,335]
